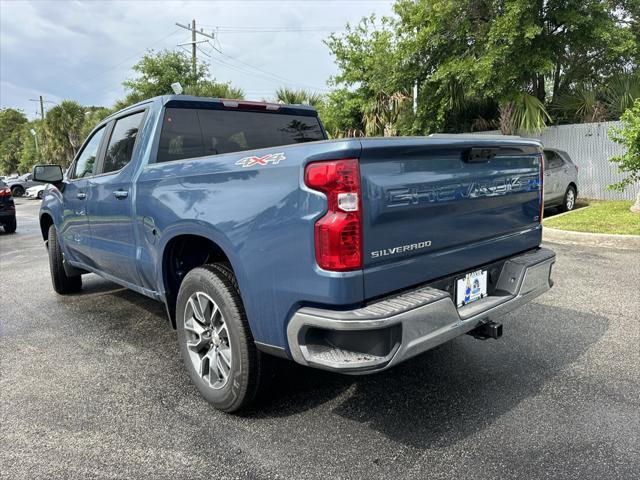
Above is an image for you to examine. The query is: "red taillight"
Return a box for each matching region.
[0,187,11,197]
[539,153,545,221]
[305,159,362,271]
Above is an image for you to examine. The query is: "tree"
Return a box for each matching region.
[499,93,552,135]
[317,88,366,137]
[183,80,244,99]
[363,91,411,136]
[394,0,637,132]
[43,100,86,167]
[118,50,245,109]
[326,1,638,135]
[325,16,412,135]
[274,87,323,107]
[553,73,640,123]
[18,120,43,173]
[122,50,207,105]
[81,106,113,140]
[609,99,640,212]
[0,108,28,174]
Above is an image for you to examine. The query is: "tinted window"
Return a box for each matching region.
[157,107,324,163]
[157,109,204,163]
[544,150,563,169]
[102,111,145,174]
[72,126,106,179]
[558,151,573,165]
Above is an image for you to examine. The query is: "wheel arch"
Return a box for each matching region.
[159,229,245,330]
[39,212,54,242]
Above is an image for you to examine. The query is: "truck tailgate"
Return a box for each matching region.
[359,137,543,299]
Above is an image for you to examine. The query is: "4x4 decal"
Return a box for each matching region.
[235,152,286,168]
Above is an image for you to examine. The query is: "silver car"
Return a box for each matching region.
[543,148,579,212]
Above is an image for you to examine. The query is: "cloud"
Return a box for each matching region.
[0,0,394,116]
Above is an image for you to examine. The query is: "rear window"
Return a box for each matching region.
[157,107,324,163]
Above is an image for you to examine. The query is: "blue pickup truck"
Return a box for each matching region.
[34,95,555,412]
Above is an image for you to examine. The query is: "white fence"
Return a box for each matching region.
[482,121,636,201]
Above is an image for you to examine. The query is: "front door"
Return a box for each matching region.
[59,125,107,266]
[86,110,146,286]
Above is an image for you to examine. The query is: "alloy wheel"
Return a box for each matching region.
[566,189,575,210]
[183,291,232,390]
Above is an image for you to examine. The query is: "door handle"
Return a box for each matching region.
[76,192,86,200]
[113,190,128,199]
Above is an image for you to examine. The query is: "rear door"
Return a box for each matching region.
[543,150,564,202]
[86,109,147,286]
[60,125,107,266]
[359,137,543,298]
[557,151,578,191]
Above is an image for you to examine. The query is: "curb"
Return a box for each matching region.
[542,226,640,250]
[545,205,591,220]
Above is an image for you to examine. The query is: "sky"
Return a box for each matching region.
[0,0,394,120]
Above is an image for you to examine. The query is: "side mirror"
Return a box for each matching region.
[33,164,63,183]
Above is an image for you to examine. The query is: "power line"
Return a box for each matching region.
[199,24,345,33]
[64,28,182,94]
[212,49,329,91]
[209,54,330,93]
[175,20,220,76]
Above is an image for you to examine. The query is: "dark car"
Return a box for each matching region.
[0,180,17,233]
[6,173,43,197]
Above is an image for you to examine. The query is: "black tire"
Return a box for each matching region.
[47,225,82,294]
[11,185,24,197]
[3,217,16,233]
[37,190,44,199]
[176,263,269,412]
[559,185,577,212]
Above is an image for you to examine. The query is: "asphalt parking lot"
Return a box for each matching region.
[1,198,639,480]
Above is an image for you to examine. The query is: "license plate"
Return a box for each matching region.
[456,270,488,308]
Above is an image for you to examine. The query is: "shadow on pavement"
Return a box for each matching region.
[247,303,607,449]
[60,274,608,451]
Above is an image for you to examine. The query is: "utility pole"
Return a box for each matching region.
[29,96,45,120]
[29,96,56,121]
[191,19,197,76]
[175,20,218,77]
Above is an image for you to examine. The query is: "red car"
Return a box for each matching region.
[0,180,17,233]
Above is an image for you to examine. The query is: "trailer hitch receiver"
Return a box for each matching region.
[468,321,503,340]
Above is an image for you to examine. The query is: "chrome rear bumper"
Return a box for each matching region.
[287,248,555,373]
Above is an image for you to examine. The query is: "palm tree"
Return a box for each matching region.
[43,100,86,166]
[363,91,410,137]
[603,73,640,119]
[499,93,551,135]
[554,86,608,123]
[553,73,640,123]
[274,88,324,107]
[184,81,244,99]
